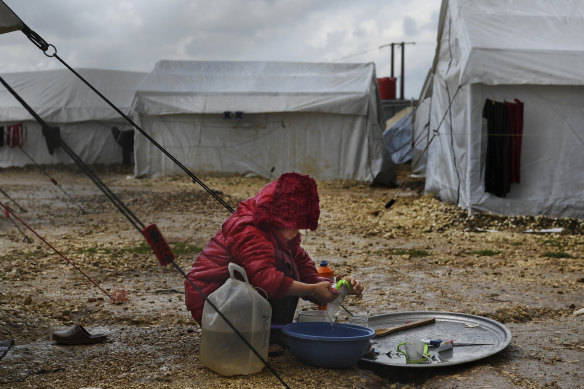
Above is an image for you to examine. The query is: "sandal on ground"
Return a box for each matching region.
[52,324,107,345]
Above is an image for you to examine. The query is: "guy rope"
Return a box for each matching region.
[1,201,124,303]
[0,186,26,213]
[0,7,289,385]
[18,145,87,214]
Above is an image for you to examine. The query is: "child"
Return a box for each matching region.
[184,172,363,350]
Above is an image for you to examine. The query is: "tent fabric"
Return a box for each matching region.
[0,1,23,35]
[411,69,433,175]
[132,60,379,116]
[424,0,584,218]
[411,97,431,174]
[131,60,395,184]
[436,0,584,86]
[0,68,146,167]
[0,68,146,123]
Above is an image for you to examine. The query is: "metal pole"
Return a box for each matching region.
[390,43,395,78]
[400,42,405,100]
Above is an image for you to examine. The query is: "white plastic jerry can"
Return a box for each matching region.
[200,263,272,376]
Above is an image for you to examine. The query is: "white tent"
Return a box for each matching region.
[130,60,395,184]
[0,68,146,167]
[421,0,584,218]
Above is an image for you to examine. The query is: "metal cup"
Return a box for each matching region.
[397,340,430,364]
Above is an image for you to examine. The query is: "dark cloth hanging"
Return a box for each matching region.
[511,99,524,183]
[111,126,134,166]
[42,125,61,155]
[483,99,511,197]
[505,101,519,183]
[0,126,4,147]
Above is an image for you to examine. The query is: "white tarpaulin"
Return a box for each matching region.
[0,68,146,167]
[423,0,584,217]
[131,60,395,183]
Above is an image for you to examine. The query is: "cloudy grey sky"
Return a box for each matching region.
[0,0,440,99]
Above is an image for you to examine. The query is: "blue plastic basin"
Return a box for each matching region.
[282,322,375,368]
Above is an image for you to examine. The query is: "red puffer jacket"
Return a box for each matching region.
[184,173,324,323]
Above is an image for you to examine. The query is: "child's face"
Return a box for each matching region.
[278,228,299,241]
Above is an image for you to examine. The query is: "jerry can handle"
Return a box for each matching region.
[228,262,250,285]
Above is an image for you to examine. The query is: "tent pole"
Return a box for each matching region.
[391,43,395,78]
[465,84,473,217]
[400,42,405,100]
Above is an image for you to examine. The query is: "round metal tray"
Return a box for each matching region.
[361,311,512,368]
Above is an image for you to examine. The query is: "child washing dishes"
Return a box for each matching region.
[184,172,363,353]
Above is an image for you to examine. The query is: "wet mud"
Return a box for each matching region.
[1,164,582,388]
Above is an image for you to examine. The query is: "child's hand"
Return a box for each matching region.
[343,277,364,298]
[310,281,338,304]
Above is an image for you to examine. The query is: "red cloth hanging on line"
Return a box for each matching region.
[6,123,24,148]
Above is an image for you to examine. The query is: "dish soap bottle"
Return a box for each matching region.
[326,279,351,323]
[317,260,334,281]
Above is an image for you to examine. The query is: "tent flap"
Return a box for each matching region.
[0,1,24,35]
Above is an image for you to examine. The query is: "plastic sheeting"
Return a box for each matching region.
[131,60,395,184]
[0,68,146,167]
[383,108,412,165]
[424,0,584,218]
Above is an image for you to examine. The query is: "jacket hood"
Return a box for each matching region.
[252,172,320,231]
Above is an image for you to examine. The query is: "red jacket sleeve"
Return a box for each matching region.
[227,225,293,300]
[294,246,329,284]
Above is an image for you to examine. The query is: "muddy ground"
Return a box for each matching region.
[0,164,582,388]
